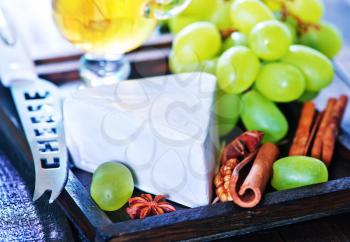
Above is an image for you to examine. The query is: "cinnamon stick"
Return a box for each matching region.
[305,111,323,155]
[289,102,316,156]
[322,123,337,166]
[331,95,348,126]
[311,98,337,159]
[229,143,279,208]
[322,95,348,165]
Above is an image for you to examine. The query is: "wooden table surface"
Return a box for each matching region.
[220,212,350,242]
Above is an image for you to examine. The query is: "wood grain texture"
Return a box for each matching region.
[0,85,111,241]
[3,51,350,242]
[5,49,350,242]
[93,178,350,241]
[1,0,350,240]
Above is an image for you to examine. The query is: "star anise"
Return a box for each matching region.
[126,194,176,219]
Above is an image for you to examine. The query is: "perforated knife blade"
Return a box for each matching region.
[0,7,68,203]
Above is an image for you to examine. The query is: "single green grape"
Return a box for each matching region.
[249,20,292,61]
[241,90,289,143]
[169,51,218,75]
[282,45,334,91]
[173,22,222,63]
[215,121,237,137]
[231,0,275,35]
[217,46,260,94]
[263,0,282,11]
[168,0,218,33]
[298,91,319,102]
[180,0,217,19]
[222,32,248,52]
[213,91,241,136]
[271,156,328,191]
[90,162,134,211]
[210,0,234,30]
[256,62,305,102]
[214,91,241,122]
[284,0,324,24]
[168,15,198,33]
[299,21,343,58]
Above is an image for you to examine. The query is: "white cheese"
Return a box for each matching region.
[63,73,218,207]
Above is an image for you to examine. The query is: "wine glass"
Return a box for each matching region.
[52,0,191,87]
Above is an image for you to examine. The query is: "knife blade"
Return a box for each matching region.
[0,7,68,203]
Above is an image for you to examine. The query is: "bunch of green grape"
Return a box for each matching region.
[168,0,343,143]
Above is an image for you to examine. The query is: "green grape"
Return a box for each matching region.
[169,51,199,73]
[90,162,134,211]
[217,46,260,94]
[298,91,319,102]
[241,90,288,143]
[222,32,248,52]
[214,91,241,136]
[231,0,275,35]
[263,0,282,11]
[285,0,324,24]
[256,62,305,102]
[168,15,198,33]
[169,51,218,75]
[271,156,328,191]
[181,0,217,19]
[210,0,234,30]
[299,22,343,58]
[249,20,292,61]
[214,91,241,122]
[168,0,217,33]
[282,45,334,91]
[215,121,237,137]
[173,22,221,63]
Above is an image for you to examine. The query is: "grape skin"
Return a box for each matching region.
[256,62,305,102]
[173,22,222,63]
[217,46,260,94]
[285,0,324,24]
[271,156,328,191]
[231,0,275,35]
[168,15,198,33]
[249,20,292,61]
[299,21,343,59]
[210,0,234,30]
[169,52,218,75]
[282,45,334,91]
[90,162,134,211]
[298,91,319,103]
[167,0,339,140]
[214,91,241,136]
[241,90,289,143]
[181,0,217,19]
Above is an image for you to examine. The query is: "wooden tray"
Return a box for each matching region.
[0,35,350,242]
[1,0,350,238]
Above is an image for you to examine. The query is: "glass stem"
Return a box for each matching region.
[79,53,131,87]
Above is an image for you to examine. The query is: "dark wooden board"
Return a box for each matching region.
[2,55,350,242]
[1,0,350,241]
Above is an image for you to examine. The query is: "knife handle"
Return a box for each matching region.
[0,6,37,87]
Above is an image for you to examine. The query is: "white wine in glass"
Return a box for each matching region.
[52,0,191,86]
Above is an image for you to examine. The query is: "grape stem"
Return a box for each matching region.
[270,0,321,35]
[220,28,237,40]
